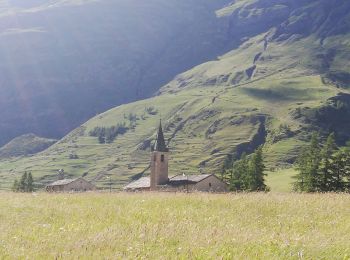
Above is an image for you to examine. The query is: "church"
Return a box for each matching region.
[124,121,228,192]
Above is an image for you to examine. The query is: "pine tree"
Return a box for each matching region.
[229,148,267,192]
[19,172,28,192]
[295,132,321,192]
[329,149,347,192]
[230,153,248,191]
[319,133,337,191]
[12,179,19,192]
[98,134,105,144]
[27,172,34,192]
[246,147,266,191]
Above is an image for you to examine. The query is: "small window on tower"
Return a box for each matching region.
[154,155,157,161]
[161,154,165,162]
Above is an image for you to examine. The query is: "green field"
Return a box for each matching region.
[266,169,297,193]
[0,192,349,259]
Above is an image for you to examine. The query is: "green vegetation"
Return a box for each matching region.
[0,69,343,190]
[294,133,350,192]
[0,134,56,158]
[1,0,350,191]
[89,123,129,144]
[226,147,268,192]
[12,172,34,192]
[266,169,296,193]
[145,106,159,116]
[0,192,349,259]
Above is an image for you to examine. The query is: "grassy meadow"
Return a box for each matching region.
[266,169,296,193]
[0,192,349,259]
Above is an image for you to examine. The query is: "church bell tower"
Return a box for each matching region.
[150,121,169,191]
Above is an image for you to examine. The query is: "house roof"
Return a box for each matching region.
[47,178,81,187]
[152,121,168,152]
[124,177,150,190]
[169,174,212,183]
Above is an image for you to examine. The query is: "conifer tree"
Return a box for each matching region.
[295,133,350,192]
[19,172,28,192]
[295,132,321,192]
[229,147,267,192]
[329,149,347,192]
[98,134,105,144]
[246,147,266,191]
[27,172,34,192]
[319,133,337,191]
[230,153,248,191]
[12,179,19,192]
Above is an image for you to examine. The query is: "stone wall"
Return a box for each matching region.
[193,175,228,192]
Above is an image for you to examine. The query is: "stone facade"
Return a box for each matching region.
[46,178,96,192]
[192,175,228,192]
[150,151,169,190]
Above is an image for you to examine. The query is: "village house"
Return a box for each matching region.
[124,121,228,192]
[46,177,96,192]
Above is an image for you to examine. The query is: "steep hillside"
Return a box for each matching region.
[0,134,56,158]
[0,0,233,145]
[0,0,350,190]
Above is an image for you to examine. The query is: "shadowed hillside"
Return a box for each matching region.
[0,0,350,190]
[0,0,233,145]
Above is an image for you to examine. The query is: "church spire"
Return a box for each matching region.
[153,120,168,152]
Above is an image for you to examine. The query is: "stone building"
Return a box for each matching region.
[46,177,96,192]
[124,121,228,192]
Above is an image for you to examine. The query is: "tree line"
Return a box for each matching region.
[226,146,269,192]
[89,123,128,144]
[12,172,34,192]
[225,132,350,193]
[294,132,350,192]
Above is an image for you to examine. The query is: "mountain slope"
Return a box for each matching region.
[0,0,233,146]
[0,134,56,158]
[1,0,350,190]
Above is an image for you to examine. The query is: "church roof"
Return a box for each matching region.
[153,121,169,152]
[124,174,217,190]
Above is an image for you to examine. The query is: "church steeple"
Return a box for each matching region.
[150,120,169,190]
[153,120,168,152]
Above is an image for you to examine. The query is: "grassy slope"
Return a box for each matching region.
[0,192,349,259]
[0,33,343,190]
[266,169,297,193]
[0,134,56,158]
[1,0,350,190]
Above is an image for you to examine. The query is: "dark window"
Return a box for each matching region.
[154,155,157,161]
[209,183,212,187]
[161,154,165,162]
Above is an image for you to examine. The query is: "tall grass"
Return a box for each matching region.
[0,192,349,259]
